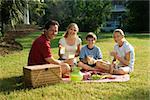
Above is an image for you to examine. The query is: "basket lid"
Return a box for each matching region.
[24,64,60,70]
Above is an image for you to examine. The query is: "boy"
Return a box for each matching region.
[78,32,108,71]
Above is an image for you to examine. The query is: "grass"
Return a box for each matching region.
[0,31,150,100]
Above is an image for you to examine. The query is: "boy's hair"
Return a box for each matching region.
[86,32,97,40]
[44,20,59,30]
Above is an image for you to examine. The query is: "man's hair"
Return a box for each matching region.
[44,20,59,30]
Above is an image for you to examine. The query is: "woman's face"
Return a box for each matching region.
[68,26,78,35]
[113,32,123,43]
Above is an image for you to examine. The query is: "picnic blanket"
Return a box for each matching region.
[62,74,130,83]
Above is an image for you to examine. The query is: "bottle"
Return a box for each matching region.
[70,65,83,81]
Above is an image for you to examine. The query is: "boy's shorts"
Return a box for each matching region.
[115,66,131,73]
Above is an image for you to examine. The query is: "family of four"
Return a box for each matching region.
[28,20,135,77]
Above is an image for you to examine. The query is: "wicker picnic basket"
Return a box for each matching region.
[23,64,62,87]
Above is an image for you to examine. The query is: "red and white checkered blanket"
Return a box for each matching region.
[62,73,130,83]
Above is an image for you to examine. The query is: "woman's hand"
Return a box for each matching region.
[65,58,74,66]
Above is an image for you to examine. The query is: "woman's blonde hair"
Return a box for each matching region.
[64,23,79,38]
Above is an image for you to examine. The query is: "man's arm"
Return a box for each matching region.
[45,56,61,65]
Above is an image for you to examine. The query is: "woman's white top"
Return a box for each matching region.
[59,37,82,59]
[114,41,135,71]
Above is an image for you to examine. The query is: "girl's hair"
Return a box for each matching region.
[113,29,125,36]
[64,23,79,38]
[114,29,127,41]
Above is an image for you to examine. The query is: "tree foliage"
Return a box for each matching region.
[39,0,111,32]
[28,0,47,25]
[1,0,26,36]
[126,1,149,33]
[0,0,112,35]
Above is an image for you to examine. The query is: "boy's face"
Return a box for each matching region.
[86,37,95,45]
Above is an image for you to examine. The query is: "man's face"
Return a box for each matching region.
[46,25,58,40]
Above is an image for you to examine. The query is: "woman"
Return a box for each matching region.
[58,23,82,66]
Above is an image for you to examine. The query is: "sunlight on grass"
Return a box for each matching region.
[0,32,150,99]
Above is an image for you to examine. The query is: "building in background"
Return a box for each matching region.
[101,0,127,32]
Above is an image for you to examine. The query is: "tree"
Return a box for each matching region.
[74,0,112,32]
[28,0,46,25]
[39,0,111,32]
[126,1,149,33]
[0,0,26,36]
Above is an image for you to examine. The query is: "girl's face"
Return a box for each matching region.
[68,26,78,35]
[113,32,123,43]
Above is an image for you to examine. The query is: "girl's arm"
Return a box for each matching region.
[110,51,130,66]
[75,44,81,57]
[115,52,130,66]
[117,52,130,66]
[112,58,116,64]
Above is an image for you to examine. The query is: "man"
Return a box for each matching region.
[28,20,70,76]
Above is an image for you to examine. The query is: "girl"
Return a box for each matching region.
[110,29,135,74]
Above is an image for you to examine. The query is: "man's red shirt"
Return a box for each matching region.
[28,34,52,66]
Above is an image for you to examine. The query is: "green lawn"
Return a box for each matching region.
[0,31,150,100]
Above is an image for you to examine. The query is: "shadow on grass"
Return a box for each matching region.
[129,88,149,99]
[18,36,62,50]
[17,32,150,51]
[0,76,25,93]
[20,37,61,50]
[127,34,150,39]
[0,75,60,94]
[110,85,149,99]
[80,32,150,40]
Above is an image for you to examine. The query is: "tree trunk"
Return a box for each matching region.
[24,1,30,25]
